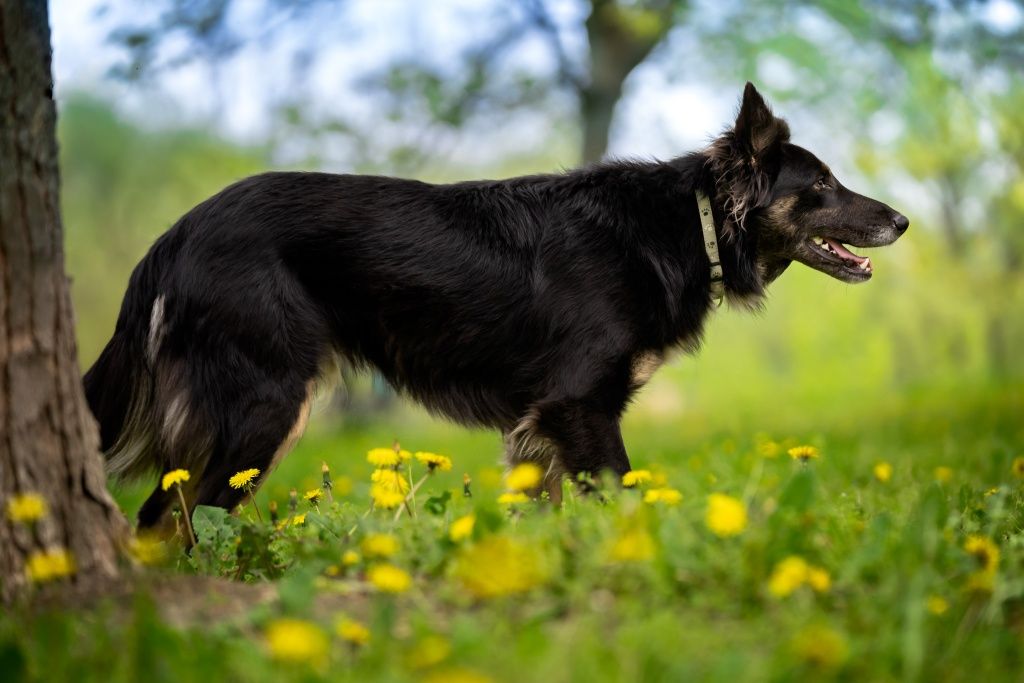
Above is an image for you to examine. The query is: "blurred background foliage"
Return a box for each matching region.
[56,0,1024,505]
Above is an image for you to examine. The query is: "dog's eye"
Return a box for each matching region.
[814,177,831,191]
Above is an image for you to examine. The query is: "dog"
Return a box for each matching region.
[83,82,908,530]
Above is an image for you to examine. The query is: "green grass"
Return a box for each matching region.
[4,385,1023,683]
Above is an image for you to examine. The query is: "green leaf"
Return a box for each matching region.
[424,490,452,516]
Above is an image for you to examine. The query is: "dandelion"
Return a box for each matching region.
[6,493,47,523]
[415,451,453,471]
[964,535,999,592]
[406,635,452,669]
[983,487,1000,497]
[757,439,781,458]
[1012,457,1024,479]
[25,548,75,583]
[371,468,410,494]
[873,461,892,483]
[228,468,260,489]
[342,550,361,566]
[934,466,953,484]
[229,468,263,521]
[361,533,399,558]
[643,488,683,505]
[291,513,307,526]
[367,446,411,467]
[926,595,949,616]
[807,567,831,593]
[304,489,322,505]
[505,463,543,492]
[335,617,370,646]
[622,469,653,487]
[497,491,529,506]
[788,445,820,463]
[371,485,406,509]
[706,493,747,537]
[367,563,412,593]
[449,514,476,542]
[422,668,494,683]
[790,625,849,670]
[160,469,195,546]
[129,534,167,566]
[265,618,329,665]
[768,556,809,598]
[454,534,546,598]
[321,462,334,502]
[607,528,657,563]
[161,469,190,491]
[463,473,473,498]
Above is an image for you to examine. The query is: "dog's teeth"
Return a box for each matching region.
[812,236,824,245]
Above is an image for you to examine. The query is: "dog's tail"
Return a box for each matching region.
[83,233,179,481]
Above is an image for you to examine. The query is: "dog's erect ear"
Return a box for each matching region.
[734,82,790,161]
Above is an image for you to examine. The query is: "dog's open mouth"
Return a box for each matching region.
[807,236,872,279]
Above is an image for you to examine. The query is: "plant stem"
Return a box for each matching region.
[247,486,264,522]
[393,473,430,523]
[175,485,197,547]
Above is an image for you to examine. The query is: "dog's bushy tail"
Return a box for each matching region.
[83,233,177,481]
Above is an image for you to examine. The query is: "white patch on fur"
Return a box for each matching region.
[504,408,565,504]
[147,295,167,363]
[630,350,664,389]
[162,393,189,448]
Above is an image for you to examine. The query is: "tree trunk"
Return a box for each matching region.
[0,0,128,603]
[580,0,676,164]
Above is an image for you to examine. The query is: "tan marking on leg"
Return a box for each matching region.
[267,381,315,476]
[630,350,664,389]
[504,408,565,505]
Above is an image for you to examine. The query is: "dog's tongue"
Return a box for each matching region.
[824,238,869,265]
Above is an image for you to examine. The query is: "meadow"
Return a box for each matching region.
[4,98,1023,683]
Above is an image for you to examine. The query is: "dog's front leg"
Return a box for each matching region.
[531,399,631,495]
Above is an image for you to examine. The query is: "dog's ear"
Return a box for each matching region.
[706,83,791,232]
[734,82,790,165]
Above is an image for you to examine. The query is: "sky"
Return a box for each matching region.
[49,0,735,169]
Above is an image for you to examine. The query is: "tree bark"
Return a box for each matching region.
[0,0,128,604]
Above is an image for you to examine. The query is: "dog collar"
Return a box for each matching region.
[695,190,724,306]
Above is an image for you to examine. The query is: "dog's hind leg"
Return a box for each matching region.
[192,380,315,514]
[528,399,631,491]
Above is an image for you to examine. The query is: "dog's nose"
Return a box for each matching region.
[893,214,909,233]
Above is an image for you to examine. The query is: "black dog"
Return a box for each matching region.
[84,83,908,529]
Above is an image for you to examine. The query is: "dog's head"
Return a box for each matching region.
[707,83,908,287]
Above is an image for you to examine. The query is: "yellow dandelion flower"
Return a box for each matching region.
[449,514,476,542]
[964,535,999,574]
[454,534,547,599]
[370,485,406,509]
[768,556,809,598]
[367,563,412,593]
[265,618,328,664]
[622,469,653,487]
[706,493,747,537]
[341,550,361,566]
[335,617,370,646]
[422,668,494,683]
[291,513,307,526]
[505,463,543,492]
[757,439,780,458]
[607,528,657,563]
[361,533,399,558]
[415,451,453,471]
[160,469,190,491]
[366,447,411,467]
[934,466,953,484]
[807,567,831,593]
[497,491,529,505]
[790,625,849,670]
[6,493,47,523]
[25,548,75,583]
[303,488,322,503]
[228,468,260,489]
[926,595,949,616]
[406,635,452,669]
[371,468,410,494]
[643,487,683,505]
[1012,457,1024,479]
[873,461,892,483]
[129,534,167,565]
[984,487,1000,497]
[788,445,820,462]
